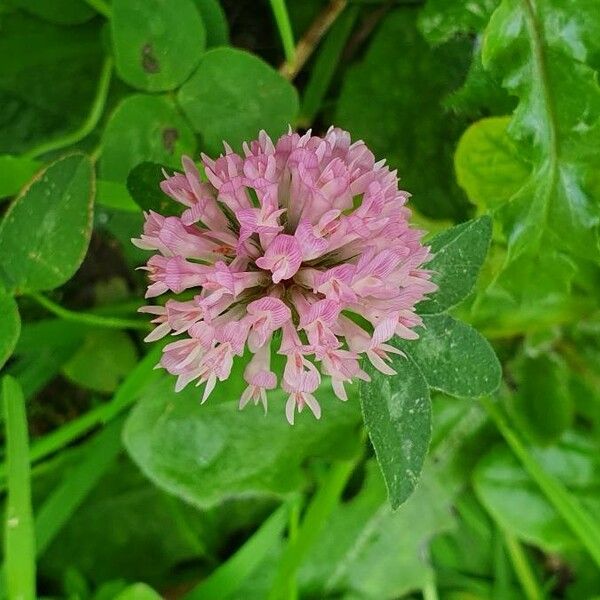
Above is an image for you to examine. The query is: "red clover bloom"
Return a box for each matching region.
[134,127,436,423]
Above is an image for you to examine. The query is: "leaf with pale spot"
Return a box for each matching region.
[419,215,492,314]
[396,314,501,399]
[359,354,431,509]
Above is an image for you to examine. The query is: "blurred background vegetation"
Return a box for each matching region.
[0,0,599,598]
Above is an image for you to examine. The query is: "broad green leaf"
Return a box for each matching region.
[0,153,94,293]
[298,462,453,599]
[127,162,181,216]
[419,0,499,44]
[470,249,577,338]
[99,94,196,183]
[114,584,162,600]
[397,314,501,398]
[474,431,600,554]
[0,288,20,369]
[482,0,600,263]
[0,155,40,199]
[38,451,274,587]
[418,215,492,314]
[454,117,530,211]
[62,330,138,394]
[509,353,573,444]
[12,0,95,24]
[359,354,431,509]
[0,13,102,155]
[177,48,299,154]
[193,0,229,47]
[335,9,471,219]
[123,374,362,509]
[2,376,36,600]
[111,0,206,92]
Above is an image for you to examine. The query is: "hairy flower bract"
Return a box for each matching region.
[134,127,436,423]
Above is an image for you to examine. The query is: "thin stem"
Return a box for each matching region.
[481,397,600,569]
[269,0,296,64]
[24,56,113,159]
[286,497,302,600]
[422,576,439,600]
[28,292,150,331]
[2,377,36,600]
[280,0,348,81]
[503,530,544,600]
[299,4,358,125]
[82,0,112,19]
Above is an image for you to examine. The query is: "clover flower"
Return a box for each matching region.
[134,127,436,423]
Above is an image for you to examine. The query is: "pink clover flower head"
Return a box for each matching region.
[134,127,436,424]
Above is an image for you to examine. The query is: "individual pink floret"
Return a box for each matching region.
[133,127,436,424]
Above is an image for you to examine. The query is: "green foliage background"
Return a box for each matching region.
[0,0,599,598]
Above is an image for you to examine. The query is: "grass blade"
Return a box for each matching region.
[2,376,36,600]
[34,417,124,555]
[482,397,600,568]
[184,501,291,600]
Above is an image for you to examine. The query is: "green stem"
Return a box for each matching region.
[503,530,543,600]
[481,397,600,569]
[299,5,358,125]
[28,292,149,331]
[2,377,36,600]
[286,497,302,600]
[82,0,112,19]
[24,56,113,159]
[267,458,357,600]
[422,576,439,600]
[269,0,296,63]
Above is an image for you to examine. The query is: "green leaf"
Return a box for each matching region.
[123,374,362,508]
[359,353,431,509]
[418,0,499,44]
[0,13,102,155]
[127,162,181,216]
[334,9,471,219]
[454,117,530,211]
[62,329,138,394]
[482,0,600,263]
[0,288,20,369]
[99,94,196,183]
[193,0,229,47]
[509,353,573,444]
[474,431,600,554]
[114,583,162,600]
[0,155,40,199]
[2,376,36,600]
[186,503,289,600]
[418,215,493,314]
[397,314,501,398]
[471,248,577,337]
[177,48,299,154]
[111,0,206,92]
[0,153,94,293]
[34,418,124,558]
[298,462,453,599]
[12,0,95,25]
